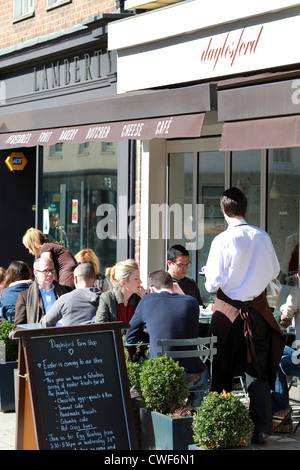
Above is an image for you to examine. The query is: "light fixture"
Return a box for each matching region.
[270,179,281,199]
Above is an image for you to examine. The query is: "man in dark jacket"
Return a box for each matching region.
[40,262,100,327]
[15,257,70,325]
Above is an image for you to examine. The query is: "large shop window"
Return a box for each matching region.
[168,141,300,309]
[168,151,194,254]
[197,151,225,305]
[168,148,226,306]
[267,148,300,309]
[231,150,261,229]
[42,142,118,270]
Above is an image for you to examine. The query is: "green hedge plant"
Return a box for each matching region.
[128,355,189,415]
[192,391,254,450]
[0,321,18,362]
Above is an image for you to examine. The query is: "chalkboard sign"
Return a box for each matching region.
[13,323,137,450]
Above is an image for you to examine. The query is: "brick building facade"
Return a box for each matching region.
[0,1,119,50]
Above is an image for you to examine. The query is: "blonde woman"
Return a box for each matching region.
[95,259,145,323]
[75,248,111,293]
[22,228,77,289]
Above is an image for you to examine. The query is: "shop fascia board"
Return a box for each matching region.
[0,83,217,133]
[218,79,300,122]
[108,0,300,51]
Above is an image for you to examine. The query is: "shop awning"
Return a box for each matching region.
[219,115,300,151]
[0,113,205,147]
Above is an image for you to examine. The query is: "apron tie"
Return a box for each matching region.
[239,302,261,378]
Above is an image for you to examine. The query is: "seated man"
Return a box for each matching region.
[126,270,209,408]
[15,257,70,325]
[167,244,204,306]
[40,263,101,327]
[271,270,300,432]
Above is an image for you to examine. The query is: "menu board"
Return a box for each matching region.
[14,324,137,450]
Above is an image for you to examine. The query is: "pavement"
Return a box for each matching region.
[0,411,16,451]
[1,403,300,451]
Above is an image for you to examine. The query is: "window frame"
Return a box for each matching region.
[46,0,72,10]
[13,0,34,22]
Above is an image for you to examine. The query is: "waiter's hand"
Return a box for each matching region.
[172,282,185,295]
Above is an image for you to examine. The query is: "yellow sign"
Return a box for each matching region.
[5,152,28,172]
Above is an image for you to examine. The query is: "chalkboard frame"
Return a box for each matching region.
[13,322,138,450]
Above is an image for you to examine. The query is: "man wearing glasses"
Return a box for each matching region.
[167,244,204,306]
[14,257,70,325]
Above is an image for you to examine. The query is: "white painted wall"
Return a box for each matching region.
[108,0,300,92]
[139,139,167,286]
[108,0,300,50]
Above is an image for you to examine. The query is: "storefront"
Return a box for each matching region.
[0,14,128,269]
[107,1,300,306]
[0,6,216,271]
[0,2,299,312]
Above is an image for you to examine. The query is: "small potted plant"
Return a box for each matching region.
[190,391,254,450]
[128,355,193,450]
[0,321,18,411]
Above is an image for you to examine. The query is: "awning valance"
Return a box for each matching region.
[0,113,205,147]
[219,115,300,151]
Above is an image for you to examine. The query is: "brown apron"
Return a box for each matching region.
[209,289,285,390]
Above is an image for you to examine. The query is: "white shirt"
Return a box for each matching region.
[39,285,56,313]
[280,287,300,343]
[205,218,280,301]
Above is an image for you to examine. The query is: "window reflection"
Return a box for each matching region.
[232,150,261,228]
[168,152,194,260]
[267,148,300,309]
[42,142,118,270]
[167,143,300,312]
[197,151,225,305]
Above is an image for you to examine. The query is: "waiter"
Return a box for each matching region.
[205,187,284,445]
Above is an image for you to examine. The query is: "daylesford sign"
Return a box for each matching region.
[116,15,300,92]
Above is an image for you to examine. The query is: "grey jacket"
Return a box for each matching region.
[40,287,101,327]
[95,288,141,323]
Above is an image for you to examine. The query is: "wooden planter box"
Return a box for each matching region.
[0,361,18,412]
[140,407,193,450]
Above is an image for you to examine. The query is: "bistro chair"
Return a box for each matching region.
[156,336,217,377]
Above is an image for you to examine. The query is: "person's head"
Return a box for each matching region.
[106,259,141,295]
[75,249,100,275]
[0,267,5,284]
[148,270,173,293]
[33,257,56,290]
[23,228,50,256]
[50,213,60,229]
[167,244,190,280]
[74,262,96,288]
[220,187,247,219]
[2,260,32,289]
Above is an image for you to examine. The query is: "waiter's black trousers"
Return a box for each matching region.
[211,308,272,434]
